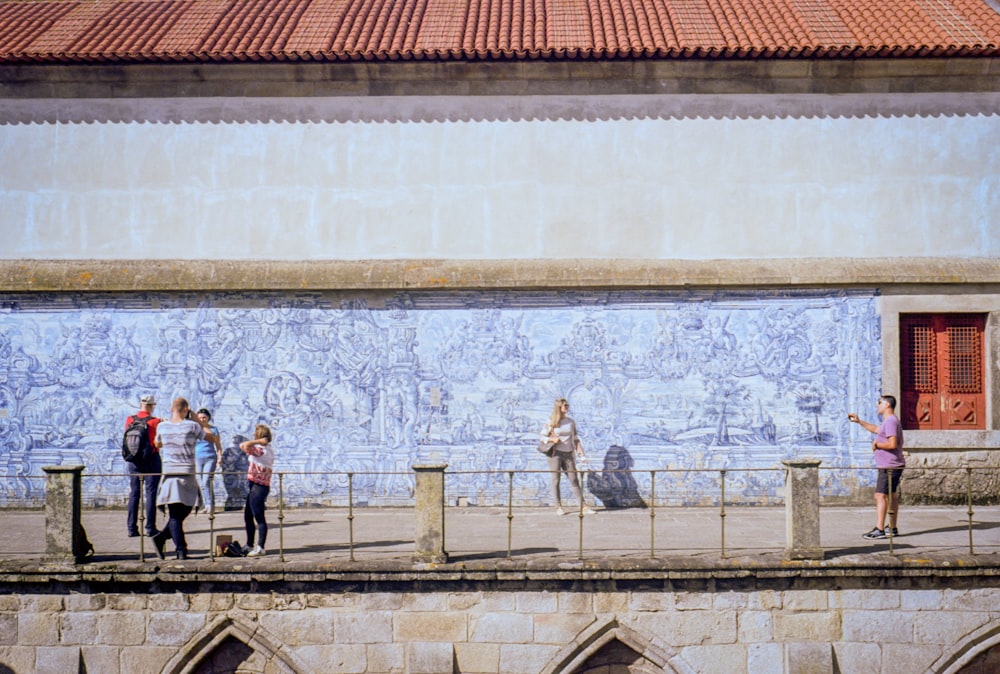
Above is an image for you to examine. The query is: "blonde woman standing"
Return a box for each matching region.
[541,398,596,515]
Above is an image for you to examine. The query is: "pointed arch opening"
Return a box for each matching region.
[161,614,306,674]
[540,617,694,674]
[931,621,1000,674]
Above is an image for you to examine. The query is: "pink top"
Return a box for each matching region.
[242,442,275,487]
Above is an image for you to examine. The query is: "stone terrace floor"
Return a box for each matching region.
[1,505,999,578]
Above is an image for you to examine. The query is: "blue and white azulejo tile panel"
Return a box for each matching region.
[0,289,880,507]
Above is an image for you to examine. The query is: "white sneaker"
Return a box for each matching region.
[555,507,567,516]
[246,545,265,557]
[583,507,597,515]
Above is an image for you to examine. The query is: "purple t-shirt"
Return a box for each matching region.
[874,414,905,468]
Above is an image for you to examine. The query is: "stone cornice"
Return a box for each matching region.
[0,258,998,292]
[2,58,999,99]
[2,553,1000,588]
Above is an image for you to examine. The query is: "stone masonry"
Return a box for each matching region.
[2,464,999,674]
[2,575,1000,674]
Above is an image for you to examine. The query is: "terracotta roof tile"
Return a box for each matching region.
[0,0,997,63]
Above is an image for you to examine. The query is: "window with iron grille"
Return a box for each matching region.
[900,314,986,430]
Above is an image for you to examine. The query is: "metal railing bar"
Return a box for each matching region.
[208,509,217,562]
[348,472,356,562]
[507,471,514,559]
[967,467,975,556]
[720,469,727,559]
[138,486,146,561]
[649,470,656,559]
[278,473,286,563]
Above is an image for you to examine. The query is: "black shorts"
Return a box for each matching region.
[876,468,903,495]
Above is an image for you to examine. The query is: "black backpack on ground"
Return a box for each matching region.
[121,415,152,464]
[223,541,246,557]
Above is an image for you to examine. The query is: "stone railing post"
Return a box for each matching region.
[43,465,86,563]
[782,459,823,560]
[412,463,448,564]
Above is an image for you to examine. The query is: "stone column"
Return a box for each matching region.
[412,464,448,564]
[782,459,823,560]
[43,465,85,563]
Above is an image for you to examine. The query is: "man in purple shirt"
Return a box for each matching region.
[849,395,905,540]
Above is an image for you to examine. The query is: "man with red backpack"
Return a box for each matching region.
[124,394,162,538]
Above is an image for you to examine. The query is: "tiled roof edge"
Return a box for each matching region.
[3,0,999,66]
[2,43,999,65]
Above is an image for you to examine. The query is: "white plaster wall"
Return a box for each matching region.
[1,94,998,261]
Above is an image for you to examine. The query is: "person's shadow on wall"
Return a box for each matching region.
[222,435,249,511]
[587,445,647,509]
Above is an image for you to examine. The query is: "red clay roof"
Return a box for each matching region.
[0,0,998,64]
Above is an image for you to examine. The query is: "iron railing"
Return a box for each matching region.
[3,465,998,562]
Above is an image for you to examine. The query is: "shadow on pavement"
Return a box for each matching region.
[910,521,1000,535]
[185,518,335,535]
[824,543,917,557]
[281,539,413,554]
[448,547,560,562]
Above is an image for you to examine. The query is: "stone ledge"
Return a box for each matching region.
[1,258,999,292]
[904,430,1000,450]
[2,552,999,587]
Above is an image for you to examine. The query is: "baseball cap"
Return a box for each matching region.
[140,394,157,405]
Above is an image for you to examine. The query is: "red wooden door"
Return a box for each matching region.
[900,314,985,430]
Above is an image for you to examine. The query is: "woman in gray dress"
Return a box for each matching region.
[152,397,216,560]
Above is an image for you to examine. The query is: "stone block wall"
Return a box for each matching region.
[2,578,999,673]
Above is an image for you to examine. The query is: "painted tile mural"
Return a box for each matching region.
[0,289,880,507]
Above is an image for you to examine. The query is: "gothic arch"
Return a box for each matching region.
[161,614,307,674]
[931,620,1000,674]
[540,616,696,674]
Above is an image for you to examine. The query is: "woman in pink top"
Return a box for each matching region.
[239,424,274,557]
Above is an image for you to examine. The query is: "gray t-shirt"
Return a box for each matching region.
[156,419,206,473]
[155,419,207,507]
